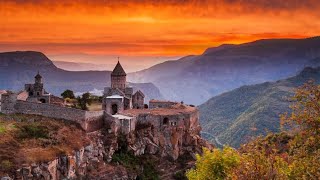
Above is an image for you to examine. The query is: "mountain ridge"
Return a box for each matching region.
[199,66,320,147]
[128,36,320,105]
[0,51,163,101]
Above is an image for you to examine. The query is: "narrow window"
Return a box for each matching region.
[163,117,169,125]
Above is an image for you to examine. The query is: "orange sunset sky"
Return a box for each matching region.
[1,0,320,71]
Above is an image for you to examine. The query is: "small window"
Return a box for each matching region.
[170,122,177,126]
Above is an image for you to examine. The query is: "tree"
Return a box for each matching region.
[281,80,320,135]
[61,89,75,99]
[76,92,92,110]
[186,147,240,180]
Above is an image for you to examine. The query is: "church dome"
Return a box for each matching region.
[111,61,126,76]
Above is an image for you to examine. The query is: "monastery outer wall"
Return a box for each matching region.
[12,100,104,132]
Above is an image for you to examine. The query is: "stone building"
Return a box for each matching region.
[102,61,145,115]
[25,72,64,105]
[132,90,145,109]
[106,102,203,160]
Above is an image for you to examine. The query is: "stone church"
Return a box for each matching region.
[24,72,65,105]
[102,61,145,115]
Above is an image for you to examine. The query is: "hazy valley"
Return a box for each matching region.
[129,37,320,105]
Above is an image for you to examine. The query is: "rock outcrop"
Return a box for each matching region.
[1,115,212,180]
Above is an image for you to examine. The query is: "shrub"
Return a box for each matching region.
[0,160,13,171]
[18,123,49,139]
[186,147,240,180]
[0,123,6,134]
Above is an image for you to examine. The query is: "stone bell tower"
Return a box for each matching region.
[111,60,127,91]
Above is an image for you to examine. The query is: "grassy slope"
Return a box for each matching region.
[0,113,89,176]
[199,67,320,147]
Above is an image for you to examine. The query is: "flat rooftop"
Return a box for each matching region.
[149,99,177,103]
[122,103,197,116]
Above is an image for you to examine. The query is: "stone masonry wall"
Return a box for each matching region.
[84,111,104,132]
[14,100,85,124]
[13,101,104,132]
[149,101,178,109]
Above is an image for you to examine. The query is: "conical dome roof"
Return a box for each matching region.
[111,61,126,76]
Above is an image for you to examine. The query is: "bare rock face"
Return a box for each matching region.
[124,118,213,161]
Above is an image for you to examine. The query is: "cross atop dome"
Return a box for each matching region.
[35,71,42,79]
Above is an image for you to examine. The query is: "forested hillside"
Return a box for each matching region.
[199,67,320,147]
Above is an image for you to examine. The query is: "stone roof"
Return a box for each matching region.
[17,91,28,101]
[122,103,197,116]
[134,90,145,97]
[111,61,126,76]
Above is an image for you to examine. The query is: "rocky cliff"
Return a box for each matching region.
[0,113,212,179]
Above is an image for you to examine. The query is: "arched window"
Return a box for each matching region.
[39,99,46,103]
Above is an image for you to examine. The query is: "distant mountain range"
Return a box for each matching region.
[128,37,320,105]
[0,51,163,101]
[199,67,320,148]
[53,61,113,71]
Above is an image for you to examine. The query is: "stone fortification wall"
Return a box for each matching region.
[14,100,85,121]
[11,100,104,132]
[1,92,104,132]
[0,93,18,114]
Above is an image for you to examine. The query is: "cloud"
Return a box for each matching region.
[0,0,319,66]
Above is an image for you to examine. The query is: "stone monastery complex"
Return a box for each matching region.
[0,62,202,146]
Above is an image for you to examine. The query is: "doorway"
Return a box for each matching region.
[112,104,118,115]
